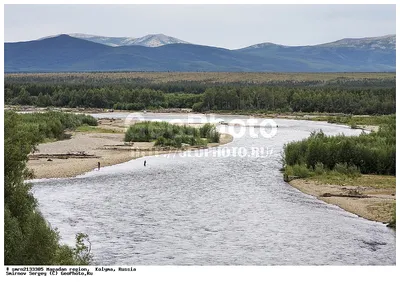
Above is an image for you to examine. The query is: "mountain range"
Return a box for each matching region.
[39,33,190,47]
[4,34,396,72]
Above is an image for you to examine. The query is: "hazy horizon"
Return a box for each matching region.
[5,4,396,49]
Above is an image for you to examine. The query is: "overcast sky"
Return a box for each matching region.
[4,4,396,49]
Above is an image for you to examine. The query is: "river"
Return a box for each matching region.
[31,113,396,265]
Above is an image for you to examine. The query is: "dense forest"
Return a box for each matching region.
[4,111,96,265]
[4,75,396,115]
[4,71,396,85]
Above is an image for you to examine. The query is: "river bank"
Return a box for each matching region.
[27,118,233,179]
[288,177,395,224]
[281,114,396,226]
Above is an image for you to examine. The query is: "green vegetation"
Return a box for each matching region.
[325,114,395,126]
[5,72,396,85]
[310,174,395,190]
[4,73,395,115]
[284,164,312,178]
[124,122,220,148]
[4,111,94,265]
[284,163,362,181]
[17,111,98,143]
[283,115,395,177]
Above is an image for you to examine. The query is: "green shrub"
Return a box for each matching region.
[346,164,361,177]
[200,123,220,143]
[284,165,294,176]
[285,164,311,178]
[192,102,204,112]
[350,122,358,129]
[292,164,311,178]
[155,136,166,146]
[333,163,361,176]
[314,162,325,175]
[333,163,348,174]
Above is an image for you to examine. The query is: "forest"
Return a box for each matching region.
[4,72,396,115]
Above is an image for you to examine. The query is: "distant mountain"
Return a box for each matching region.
[317,34,396,50]
[242,35,396,50]
[119,34,190,47]
[237,35,395,72]
[5,34,396,72]
[40,33,190,47]
[241,42,285,50]
[4,35,267,72]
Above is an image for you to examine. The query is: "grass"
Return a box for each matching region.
[284,114,394,127]
[366,202,396,227]
[42,137,58,143]
[387,203,396,228]
[310,174,396,190]
[75,125,120,134]
[367,202,396,226]
[324,115,395,126]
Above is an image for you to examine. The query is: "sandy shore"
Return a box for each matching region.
[289,178,395,224]
[27,119,233,179]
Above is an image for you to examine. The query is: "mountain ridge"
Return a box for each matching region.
[4,34,396,73]
[241,34,396,50]
[17,33,396,50]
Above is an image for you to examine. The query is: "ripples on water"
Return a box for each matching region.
[31,115,395,265]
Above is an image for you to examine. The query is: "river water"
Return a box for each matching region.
[31,113,396,265]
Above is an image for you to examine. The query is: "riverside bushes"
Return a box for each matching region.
[124,122,220,148]
[17,111,97,142]
[283,115,395,176]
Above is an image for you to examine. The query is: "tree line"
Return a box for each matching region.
[5,82,395,115]
[5,72,395,89]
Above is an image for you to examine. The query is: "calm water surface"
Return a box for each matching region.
[31,113,396,265]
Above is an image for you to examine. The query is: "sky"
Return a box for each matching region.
[4,4,396,49]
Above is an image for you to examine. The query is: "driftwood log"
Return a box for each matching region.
[29,152,99,160]
[320,192,370,198]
